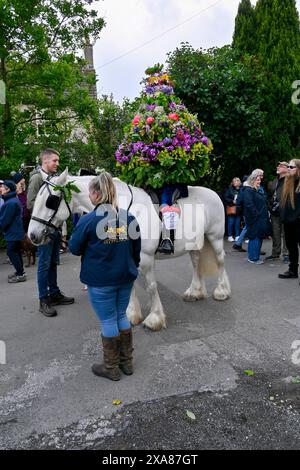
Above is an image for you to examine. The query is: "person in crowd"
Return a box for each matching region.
[232,175,249,252]
[12,172,31,232]
[243,170,271,265]
[0,180,4,210]
[0,180,26,283]
[278,159,300,280]
[27,148,74,317]
[69,172,141,381]
[266,162,289,262]
[224,177,241,242]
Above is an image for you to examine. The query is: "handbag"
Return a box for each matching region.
[226,205,237,216]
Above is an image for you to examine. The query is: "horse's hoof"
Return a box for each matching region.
[128,317,143,326]
[183,293,205,302]
[142,315,166,331]
[213,289,230,301]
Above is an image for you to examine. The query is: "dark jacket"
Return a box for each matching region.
[224,185,240,207]
[236,185,247,216]
[0,191,25,241]
[69,205,141,288]
[267,176,285,213]
[243,186,271,239]
[280,181,300,224]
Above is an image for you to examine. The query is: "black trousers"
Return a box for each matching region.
[284,220,300,274]
[6,241,24,276]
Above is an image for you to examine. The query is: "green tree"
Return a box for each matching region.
[0,0,105,173]
[233,0,300,162]
[233,0,256,54]
[94,95,140,174]
[255,0,300,83]
[167,44,268,189]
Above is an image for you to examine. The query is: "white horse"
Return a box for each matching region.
[28,169,231,331]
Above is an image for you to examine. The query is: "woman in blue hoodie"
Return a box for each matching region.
[69,172,141,381]
[0,180,26,283]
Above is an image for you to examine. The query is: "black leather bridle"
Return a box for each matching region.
[31,179,72,236]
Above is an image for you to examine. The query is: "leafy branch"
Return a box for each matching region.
[53,181,81,204]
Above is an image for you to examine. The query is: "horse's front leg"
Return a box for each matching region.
[126,284,143,326]
[140,253,166,331]
[183,251,208,301]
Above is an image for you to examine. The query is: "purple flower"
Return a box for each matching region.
[162,137,172,146]
[146,104,156,111]
[145,86,156,94]
[201,136,209,146]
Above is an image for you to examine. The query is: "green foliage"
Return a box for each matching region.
[93,95,140,174]
[0,0,105,171]
[167,44,268,189]
[53,181,81,204]
[233,0,257,54]
[233,0,300,169]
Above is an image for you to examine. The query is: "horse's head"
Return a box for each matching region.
[28,169,71,245]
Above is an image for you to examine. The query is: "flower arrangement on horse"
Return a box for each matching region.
[116,64,213,253]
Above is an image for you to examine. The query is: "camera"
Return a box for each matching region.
[271,200,280,214]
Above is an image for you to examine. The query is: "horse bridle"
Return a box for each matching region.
[31,179,72,236]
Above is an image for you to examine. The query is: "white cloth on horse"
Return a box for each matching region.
[174,201,205,252]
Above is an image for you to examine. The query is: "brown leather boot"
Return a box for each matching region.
[119,329,134,375]
[92,336,121,381]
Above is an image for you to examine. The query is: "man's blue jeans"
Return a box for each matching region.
[37,231,61,299]
[88,283,133,337]
[248,238,263,262]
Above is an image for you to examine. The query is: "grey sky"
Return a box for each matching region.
[93,0,300,103]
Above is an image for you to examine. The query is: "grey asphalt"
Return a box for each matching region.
[0,240,300,450]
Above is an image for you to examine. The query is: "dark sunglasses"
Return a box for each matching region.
[287,165,296,169]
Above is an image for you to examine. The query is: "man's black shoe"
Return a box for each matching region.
[39,298,57,317]
[157,239,174,254]
[233,244,246,253]
[265,255,280,261]
[49,291,75,306]
[278,271,298,279]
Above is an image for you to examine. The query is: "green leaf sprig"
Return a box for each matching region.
[53,181,81,204]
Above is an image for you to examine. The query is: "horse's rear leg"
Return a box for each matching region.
[140,254,166,331]
[183,251,208,301]
[207,236,231,300]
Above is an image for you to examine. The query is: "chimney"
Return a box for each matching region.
[83,36,97,100]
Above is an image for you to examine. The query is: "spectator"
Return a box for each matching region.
[224,177,241,242]
[27,148,74,317]
[233,175,249,252]
[12,172,31,232]
[243,170,271,265]
[69,172,141,381]
[266,162,289,261]
[0,180,4,210]
[0,180,26,283]
[278,159,300,280]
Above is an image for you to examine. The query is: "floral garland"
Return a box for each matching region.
[116,66,212,189]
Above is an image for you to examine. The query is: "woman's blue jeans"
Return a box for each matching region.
[248,238,263,262]
[228,215,241,238]
[88,282,133,337]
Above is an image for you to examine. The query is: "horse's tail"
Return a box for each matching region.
[197,237,219,276]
